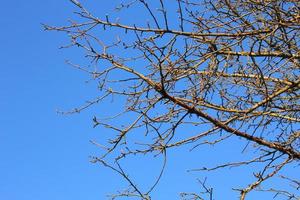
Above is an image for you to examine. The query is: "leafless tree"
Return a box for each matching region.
[45,0,300,199]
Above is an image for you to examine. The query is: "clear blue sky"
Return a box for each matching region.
[0,1,296,200]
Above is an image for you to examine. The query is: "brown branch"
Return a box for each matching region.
[217,50,300,59]
[107,58,300,159]
[239,158,291,200]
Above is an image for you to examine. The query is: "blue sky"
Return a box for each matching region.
[0,1,109,199]
[0,1,297,200]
